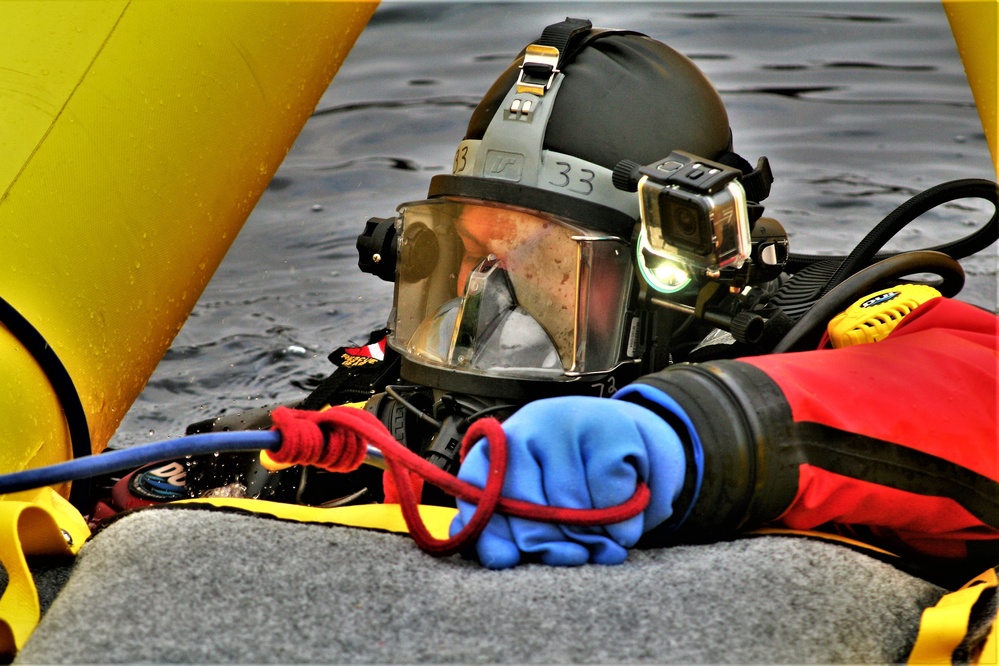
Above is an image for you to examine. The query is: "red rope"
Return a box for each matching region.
[269,405,650,557]
[269,407,368,472]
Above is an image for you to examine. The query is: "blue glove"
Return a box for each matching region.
[449,394,688,569]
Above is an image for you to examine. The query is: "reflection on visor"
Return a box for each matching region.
[408,257,562,377]
[391,198,634,381]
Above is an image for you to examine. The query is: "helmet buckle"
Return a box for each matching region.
[516,44,560,95]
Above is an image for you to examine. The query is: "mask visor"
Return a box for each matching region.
[391,198,633,380]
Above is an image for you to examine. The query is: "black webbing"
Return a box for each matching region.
[535,18,593,67]
[742,156,774,203]
[718,151,774,203]
[0,295,92,508]
[521,17,595,86]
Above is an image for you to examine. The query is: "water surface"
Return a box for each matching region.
[110,2,996,447]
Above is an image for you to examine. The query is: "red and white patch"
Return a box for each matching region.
[345,338,386,361]
[338,337,387,368]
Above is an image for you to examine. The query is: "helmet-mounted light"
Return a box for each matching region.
[637,242,691,294]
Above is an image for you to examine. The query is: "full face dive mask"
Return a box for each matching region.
[357,18,772,399]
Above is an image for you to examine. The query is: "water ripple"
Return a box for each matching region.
[312,96,479,117]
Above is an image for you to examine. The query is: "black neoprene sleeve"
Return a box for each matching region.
[619,360,801,545]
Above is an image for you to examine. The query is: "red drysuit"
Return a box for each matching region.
[626,298,998,585]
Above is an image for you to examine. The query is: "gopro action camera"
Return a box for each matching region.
[636,150,751,279]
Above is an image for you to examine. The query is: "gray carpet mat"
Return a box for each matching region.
[16,506,945,664]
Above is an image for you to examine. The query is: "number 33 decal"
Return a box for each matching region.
[453,146,469,173]
[549,161,595,195]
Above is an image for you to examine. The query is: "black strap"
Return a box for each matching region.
[536,18,593,67]
[0,295,92,508]
[717,152,774,203]
[521,18,594,85]
[742,156,774,203]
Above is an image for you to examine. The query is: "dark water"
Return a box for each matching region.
[110,2,996,448]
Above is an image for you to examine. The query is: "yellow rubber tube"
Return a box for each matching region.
[0,1,378,499]
[943,0,998,174]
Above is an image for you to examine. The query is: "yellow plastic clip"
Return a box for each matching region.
[0,488,90,657]
[907,567,997,665]
[827,284,942,348]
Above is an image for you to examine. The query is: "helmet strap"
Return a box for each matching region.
[517,19,592,96]
[716,152,774,204]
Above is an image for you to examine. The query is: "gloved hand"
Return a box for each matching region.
[449,394,687,569]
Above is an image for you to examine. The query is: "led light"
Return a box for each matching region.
[636,237,690,293]
[651,261,690,289]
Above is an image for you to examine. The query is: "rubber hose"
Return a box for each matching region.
[772,250,965,353]
[0,431,279,497]
[783,179,997,277]
[820,179,996,295]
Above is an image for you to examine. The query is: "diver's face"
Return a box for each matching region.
[452,205,576,320]
[454,205,536,295]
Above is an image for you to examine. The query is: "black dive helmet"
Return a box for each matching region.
[359,18,773,400]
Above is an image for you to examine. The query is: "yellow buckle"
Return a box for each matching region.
[516,44,560,95]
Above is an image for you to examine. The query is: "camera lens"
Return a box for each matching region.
[675,207,699,237]
[659,193,712,255]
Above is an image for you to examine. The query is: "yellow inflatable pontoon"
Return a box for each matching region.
[0,1,377,504]
[943,0,998,174]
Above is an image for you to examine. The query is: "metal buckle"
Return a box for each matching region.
[516,44,560,95]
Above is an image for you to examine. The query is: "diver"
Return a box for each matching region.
[358,18,998,587]
[96,18,998,590]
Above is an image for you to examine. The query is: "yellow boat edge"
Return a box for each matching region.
[0,1,378,493]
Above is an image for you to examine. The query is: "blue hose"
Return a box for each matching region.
[0,431,387,497]
[0,422,385,495]
[0,431,280,496]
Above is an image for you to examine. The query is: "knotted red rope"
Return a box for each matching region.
[269,407,369,472]
[268,405,651,557]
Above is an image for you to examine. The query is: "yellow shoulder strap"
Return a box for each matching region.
[0,488,90,657]
[908,567,998,665]
[749,526,902,559]
[177,497,457,541]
